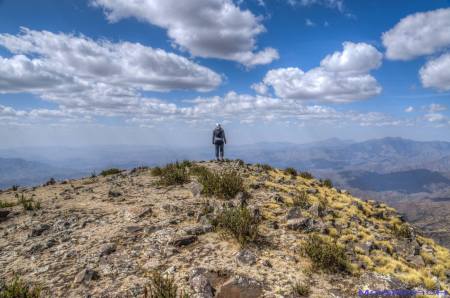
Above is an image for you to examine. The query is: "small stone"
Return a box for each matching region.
[30,224,50,237]
[187,210,196,217]
[27,243,44,254]
[272,193,284,203]
[308,203,321,217]
[169,235,198,247]
[108,189,122,198]
[307,188,318,195]
[286,217,318,233]
[184,225,213,236]
[216,276,263,298]
[0,210,10,221]
[190,268,214,298]
[235,249,257,265]
[74,268,100,284]
[407,255,425,267]
[286,207,302,220]
[190,182,204,198]
[136,207,152,218]
[46,238,57,248]
[261,260,272,268]
[99,243,116,257]
[126,226,143,233]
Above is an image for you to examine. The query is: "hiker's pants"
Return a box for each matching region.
[215,142,224,159]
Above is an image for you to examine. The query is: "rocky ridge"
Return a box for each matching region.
[0,160,450,297]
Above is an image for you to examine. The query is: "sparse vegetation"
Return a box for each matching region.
[212,206,260,246]
[322,179,333,188]
[18,194,41,211]
[0,277,41,298]
[157,162,190,186]
[303,234,350,273]
[44,178,56,186]
[292,191,310,209]
[150,166,163,176]
[144,271,186,298]
[0,201,15,208]
[100,168,122,177]
[392,223,412,239]
[11,185,19,192]
[299,171,314,179]
[90,171,97,178]
[235,159,245,166]
[196,169,245,199]
[260,163,273,171]
[291,281,310,297]
[285,167,297,177]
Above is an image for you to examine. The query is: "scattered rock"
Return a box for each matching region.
[190,268,214,298]
[27,243,44,254]
[126,226,143,233]
[286,207,302,220]
[99,243,116,257]
[184,225,213,236]
[0,210,10,221]
[74,268,100,284]
[235,250,257,266]
[216,275,263,298]
[272,193,284,204]
[261,260,272,268]
[286,217,322,233]
[169,235,198,247]
[407,255,425,267]
[29,224,50,237]
[108,189,122,198]
[190,182,204,198]
[307,188,318,195]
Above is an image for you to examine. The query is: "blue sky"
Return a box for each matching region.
[0,0,449,147]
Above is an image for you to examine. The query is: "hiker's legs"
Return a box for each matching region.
[219,144,224,160]
[215,144,220,160]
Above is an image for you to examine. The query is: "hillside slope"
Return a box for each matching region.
[0,161,449,297]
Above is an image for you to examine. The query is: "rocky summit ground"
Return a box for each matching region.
[1,160,450,298]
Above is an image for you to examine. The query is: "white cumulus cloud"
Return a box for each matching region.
[91,0,279,67]
[420,53,450,91]
[382,8,450,60]
[256,42,382,102]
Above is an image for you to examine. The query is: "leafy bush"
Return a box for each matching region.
[197,169,244,200]
[322,179,333,188]
[0,201,15,208]
[392,223,412,239]
[0,277,41,298]
[189,165,210,177]
[292,191,310,209]
[292,281,310,297]
[299,171,314,179]
[150,166,163,176]
[18,195,41,211]
[158,162,190,186]
[180,160,192,168]
[144,271,187,298]
[285,167,297,176]
[100,168,122,177]
[212,206,260,246]
[303,234,350,273]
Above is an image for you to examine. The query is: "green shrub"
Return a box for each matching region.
[0,277,41,298]
[189,165,210,177]
[392,223,412,239]
[197,169,244,200]
[158,162,190,186]
[180,160,192,168]
[11,185,19,192]
[0,201,15,208]
[292,191,310,209]
[285,167,297,176]
[322,179,333,188]
[299,171,314,179]
[18,195,41,211]
[303,234,350,273]
[292,281,310,297]
[144,271,185,298]
[90,171,97,178]
[100,168,122,177]
[150,166,163,176]
[212,206,260,246]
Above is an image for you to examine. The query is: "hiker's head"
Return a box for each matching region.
[216,123,221,128]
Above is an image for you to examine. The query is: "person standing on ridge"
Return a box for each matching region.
[212,123,226,161]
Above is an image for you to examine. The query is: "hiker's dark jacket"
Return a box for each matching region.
[212,127,226,145]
